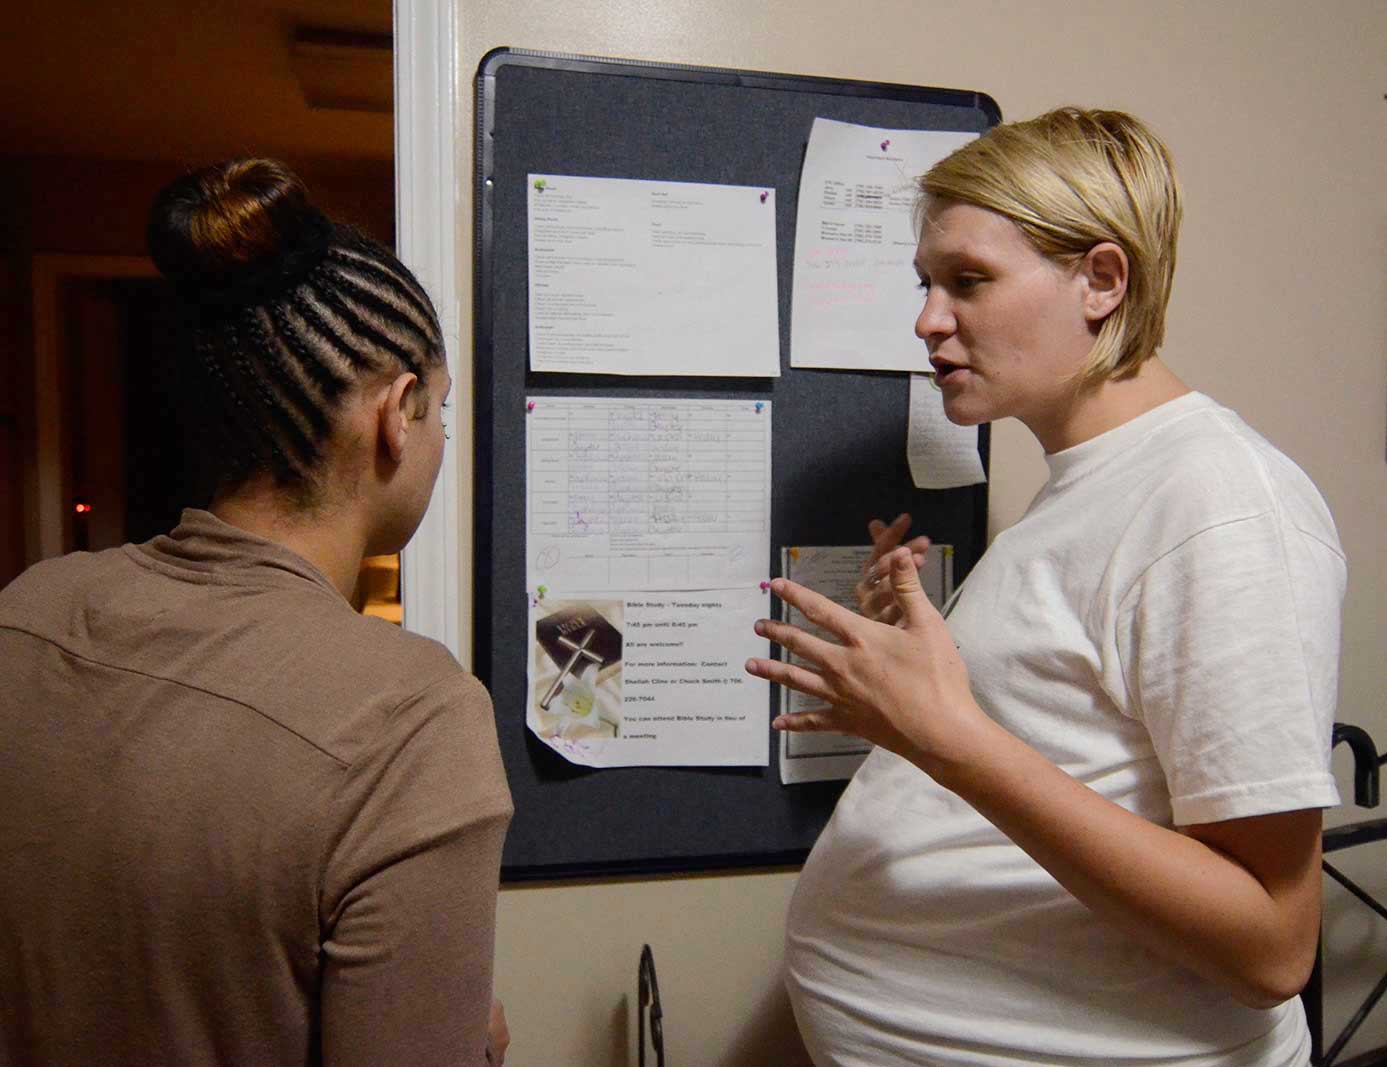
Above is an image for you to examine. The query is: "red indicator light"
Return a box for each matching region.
[74,502,92,515]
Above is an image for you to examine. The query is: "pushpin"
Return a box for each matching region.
[880,139,891,151]
[759,580,771,592]
[526,400,536,413]
[759,190,769,203]
[754,401,764,413]
[533,178,547,192]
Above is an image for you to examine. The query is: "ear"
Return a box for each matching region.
[1079,242,1129,324]
[378,372,419,464]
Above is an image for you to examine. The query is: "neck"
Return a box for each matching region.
[1032,357,1190,453]
[209,482,369,601]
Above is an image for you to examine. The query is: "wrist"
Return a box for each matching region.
[906,701,1011,793]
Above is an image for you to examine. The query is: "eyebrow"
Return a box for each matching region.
[915,248,987,276]
[922,248,978,266]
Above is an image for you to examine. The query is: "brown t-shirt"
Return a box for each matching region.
[0,510,513,1066]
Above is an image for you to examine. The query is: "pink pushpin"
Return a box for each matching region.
[759,191,769,203]
[526,400,536,413]
[759,580,771,592]
[880,139,891,151]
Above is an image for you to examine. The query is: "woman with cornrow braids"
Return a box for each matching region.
[0,160,513,1067]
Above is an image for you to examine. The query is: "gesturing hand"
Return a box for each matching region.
[856,513,931,625]
[747,547,984,772]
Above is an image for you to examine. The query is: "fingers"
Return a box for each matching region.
[863,533,932,586]
[886,547,933,629]
[857,580,897,624]
[767,578,861,645]
[744,655,839,707]
[754,614,839,668]
[855,570,887,618]
[771,707,841,732]
[859,544,930,621]
[858,516,910,614]
[903,534,931,557]
[872,512,910,541]
[863,512,912,572]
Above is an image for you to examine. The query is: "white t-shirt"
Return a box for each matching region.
[786,393,1345,1067]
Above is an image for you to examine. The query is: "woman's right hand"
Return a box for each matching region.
[856,513,931,624]
[748,547,986,770]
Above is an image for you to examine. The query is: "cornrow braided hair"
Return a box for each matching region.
[302,270,425,377]
[194,333,261,487]
[147,158,445,496]
[329,239,439,331]
[223,313,308,484]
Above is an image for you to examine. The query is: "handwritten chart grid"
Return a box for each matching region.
[527,398,770,591]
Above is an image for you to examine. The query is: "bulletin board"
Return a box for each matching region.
[473,48,999,881]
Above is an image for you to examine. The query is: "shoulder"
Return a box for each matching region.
[0,546,138,629]
[249,594,492,759]
[1121,397,1341,561]
[322,626,513,838]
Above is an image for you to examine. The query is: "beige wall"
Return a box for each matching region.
[451,2,1387,1063]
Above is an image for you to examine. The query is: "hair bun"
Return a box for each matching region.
[146,158,333,297]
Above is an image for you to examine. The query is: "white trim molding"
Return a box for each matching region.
[394,0,465,662]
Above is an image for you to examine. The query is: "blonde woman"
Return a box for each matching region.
[748,109,1343,1066]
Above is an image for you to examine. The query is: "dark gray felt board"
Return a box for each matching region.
[473,49,996,880]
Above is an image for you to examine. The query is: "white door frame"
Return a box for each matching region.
[394,0,466,663]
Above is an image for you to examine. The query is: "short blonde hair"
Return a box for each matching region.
[919,107,1182,385]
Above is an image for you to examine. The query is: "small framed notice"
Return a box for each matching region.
[777,544,954,783]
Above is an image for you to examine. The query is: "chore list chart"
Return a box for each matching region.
[526,397,770,592]
[523,396,772,769]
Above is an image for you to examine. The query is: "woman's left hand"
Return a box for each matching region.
[856,513,931,625]
[746,547,986,770]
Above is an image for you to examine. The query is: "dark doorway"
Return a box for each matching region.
[61,276,201,553]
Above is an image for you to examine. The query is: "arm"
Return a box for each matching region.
[321,675,513,1066]
[321,816,509,1063]
[941,716,1322,1007]
[747,548,1322,1007]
